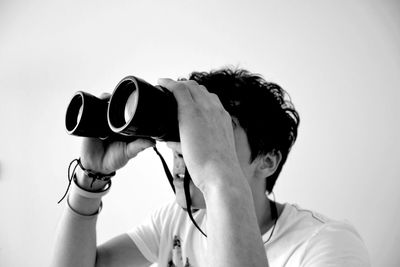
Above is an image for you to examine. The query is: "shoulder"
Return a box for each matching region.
[283,203,365,242]
[283,203,332,225]
[272,203,336,241]
[303,220,370,266]
[274,204,370,266]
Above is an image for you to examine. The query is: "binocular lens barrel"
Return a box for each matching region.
[65,91,110,138]
[107,78,138,132]
[65,76,179,142]
[108,76,179,141]
[65,93,83,133]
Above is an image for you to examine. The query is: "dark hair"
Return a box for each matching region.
[185,67,300,193]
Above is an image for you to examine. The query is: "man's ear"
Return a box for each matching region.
[256,150,282,178]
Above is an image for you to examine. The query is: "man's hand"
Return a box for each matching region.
[157,78,244,192]
[158,78,268,267]
[78,93,155,188]
[80,137,155,174]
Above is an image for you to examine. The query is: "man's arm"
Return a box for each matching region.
[52,169,151,267]
[51,171,102,267]
[204,175,268,267]
[158,78,269,267]
[52,135,154,267]
[97,233,151,267]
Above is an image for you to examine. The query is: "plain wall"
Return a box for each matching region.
[0,0,399,266]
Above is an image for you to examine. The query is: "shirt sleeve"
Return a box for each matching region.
[300,222,371,267]
[127,203,174,263]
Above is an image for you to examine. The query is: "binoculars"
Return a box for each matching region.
[65,76,179,142]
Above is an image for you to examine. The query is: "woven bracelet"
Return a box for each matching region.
[57,158,116,204]
[71,174,112,199]
[77,159,116,187]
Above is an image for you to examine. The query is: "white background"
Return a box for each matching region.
[0,0,399,266]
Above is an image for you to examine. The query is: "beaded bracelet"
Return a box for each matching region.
[77,159,116,187]
[71,173,112,199]
[58,158,115,204]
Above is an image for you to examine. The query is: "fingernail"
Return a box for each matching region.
[158,78,172,85]
[157,78,167,84]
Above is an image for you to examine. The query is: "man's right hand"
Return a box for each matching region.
[76,93,156,190]
[80,137,155,175]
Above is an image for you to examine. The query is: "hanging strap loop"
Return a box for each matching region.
[184,168,207,237]
[153,146,207,237]
[153,146,175,193]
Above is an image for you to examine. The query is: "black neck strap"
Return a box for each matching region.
[183,168,207,237]
[153,146,207,237]
[153,146,277,240]
[153,147,175,193]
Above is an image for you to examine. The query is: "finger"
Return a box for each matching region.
[209,92,223,105]
[125,138,156,159]
[182,80,207,100]
[157,78,178,92]
[81,137,103,154]
[182,81,221,110]
[158,78,194,106]
[160,78,210,105]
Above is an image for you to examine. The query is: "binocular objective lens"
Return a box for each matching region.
[124,89,138,123]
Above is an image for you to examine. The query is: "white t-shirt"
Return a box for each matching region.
[128,202,370,267]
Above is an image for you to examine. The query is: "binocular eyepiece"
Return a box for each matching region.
[65,76,179,142]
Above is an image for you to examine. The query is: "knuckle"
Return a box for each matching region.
[185,80,199,87]
[220,106,230,117]
[209,93,219,100]
[172,83,188,93]
[199,85,209,94]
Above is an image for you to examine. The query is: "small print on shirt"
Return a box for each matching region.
[167,235,193,267]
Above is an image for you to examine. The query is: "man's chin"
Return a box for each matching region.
[174,194,204,211]
[174,183,206,209]
[179,205,201,213]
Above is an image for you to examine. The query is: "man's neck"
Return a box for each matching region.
[255,193,283,236]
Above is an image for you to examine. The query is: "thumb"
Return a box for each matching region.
[125,138,155,159]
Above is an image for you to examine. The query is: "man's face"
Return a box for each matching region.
[166,121,257,210]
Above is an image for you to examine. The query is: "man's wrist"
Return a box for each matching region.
[68,190,103,216]
[75,167,110,191]
[67,172,111,216]
[202,171,252,203]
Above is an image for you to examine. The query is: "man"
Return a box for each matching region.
[52,67,370,266]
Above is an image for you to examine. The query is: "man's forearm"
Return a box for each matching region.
[52,170,106,267]
[203,175,269,267]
